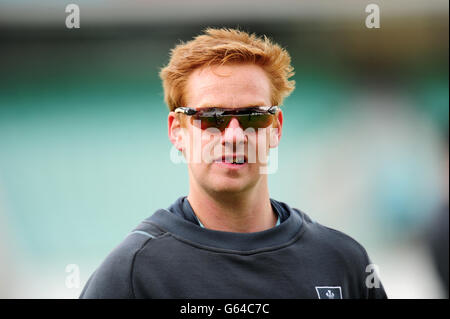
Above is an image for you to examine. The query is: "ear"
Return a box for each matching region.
[269,109,283,148]
[168,112,184,152]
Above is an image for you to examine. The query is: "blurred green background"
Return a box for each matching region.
[0,0,448,298]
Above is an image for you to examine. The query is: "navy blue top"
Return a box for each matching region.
[80,197,388,299]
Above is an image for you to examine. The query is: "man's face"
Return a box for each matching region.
[168,63,283,195]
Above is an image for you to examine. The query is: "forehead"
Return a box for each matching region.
[184,63,272,109]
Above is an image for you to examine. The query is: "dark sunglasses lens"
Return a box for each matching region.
[193,112,274,130]
[195,116,230,131]
[237,113,274,129]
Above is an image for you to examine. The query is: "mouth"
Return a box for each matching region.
[214,154,247,166]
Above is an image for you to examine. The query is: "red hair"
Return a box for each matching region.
[160,27,295,111]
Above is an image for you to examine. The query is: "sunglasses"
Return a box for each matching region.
[175,106,279,131]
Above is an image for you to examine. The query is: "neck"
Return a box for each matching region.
[187,180,277,233]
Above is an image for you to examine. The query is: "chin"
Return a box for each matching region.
[189,167,260,195]
[206,178,255,195]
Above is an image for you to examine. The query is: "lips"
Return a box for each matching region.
[214,154,247,165]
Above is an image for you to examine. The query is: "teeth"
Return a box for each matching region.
[216,157,245,164]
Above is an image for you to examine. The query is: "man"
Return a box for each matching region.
[80,28,387,299]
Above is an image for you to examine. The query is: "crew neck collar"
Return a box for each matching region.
[147,197,304,252]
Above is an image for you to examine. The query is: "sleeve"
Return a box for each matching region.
[79,234,151,299]
[323,225,388,299]
[368,280,388,299]
[361,251,388,299]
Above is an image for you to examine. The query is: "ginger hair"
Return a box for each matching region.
[159,27,295,111]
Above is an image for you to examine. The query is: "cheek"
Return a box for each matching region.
[188,163,212,182]
[183,126,214,163]
[201,133,222,163]
[246,131,271,164]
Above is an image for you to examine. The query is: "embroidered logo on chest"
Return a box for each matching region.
[315,286,343,299]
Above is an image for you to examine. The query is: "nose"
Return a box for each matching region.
[223,117,246,146]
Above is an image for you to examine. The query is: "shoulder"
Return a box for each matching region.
[296,209,388,298]
[273,198,371,263]
[296,209,372,269]
[79,221,165,299]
